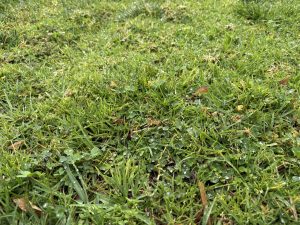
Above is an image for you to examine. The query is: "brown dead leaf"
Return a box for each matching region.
[193,86,209,96]
[243,128,252,136]
[279,76,290,85]
[231,115,241,122]
[31,204,42,215]
[13,198,28,212]
[13,198,42,215]
[198,182,208,207]
[147,118,161,126]
[8,140,25,150]
[195,208,204,224]
[113,118,125,125]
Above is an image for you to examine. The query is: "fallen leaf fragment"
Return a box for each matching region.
[8,140,25,150]
[231,115,241,122]
[225,23,235,31]
[279,76,290,85]
[243,127,252,136]
[267,64,279,75]
[201,107,210,114]
[292,129,299,138]
[13,198,42,215]
[203,55,219,63]
[147,118,161,126]
[211,111,219,117]
[260,204,269,214]
[113,118,125,125]
[109,81,118,88]
[219,213,234,225]
[63,89,74,97]
[31,204,42,215]
[237,105,244,112]
[13,198,27,212]
[193,86,209,96]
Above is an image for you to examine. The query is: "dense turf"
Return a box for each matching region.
[1,0,300,224]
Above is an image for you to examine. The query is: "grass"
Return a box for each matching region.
[0,0,300,224]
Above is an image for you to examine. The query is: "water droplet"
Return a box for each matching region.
[56,212,63,218]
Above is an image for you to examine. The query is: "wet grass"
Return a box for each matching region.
[0,0,300,224]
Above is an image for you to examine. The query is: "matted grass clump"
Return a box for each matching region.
[0,0,300,224]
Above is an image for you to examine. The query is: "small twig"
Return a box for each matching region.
[195,208,204,224]
[198,181,212,225]
[198,181,208,206]
[290,197,298,221]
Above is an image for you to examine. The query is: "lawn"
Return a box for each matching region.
[1,0,300,224]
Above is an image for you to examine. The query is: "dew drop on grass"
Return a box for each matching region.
[280,214,286,224]
[56,212,64,218]
[207,193,213,199]
[210,178,219,183]
[239,155,247,160]
[167,166,174,173]
[224,175,230,180]
[194,99,201,105]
